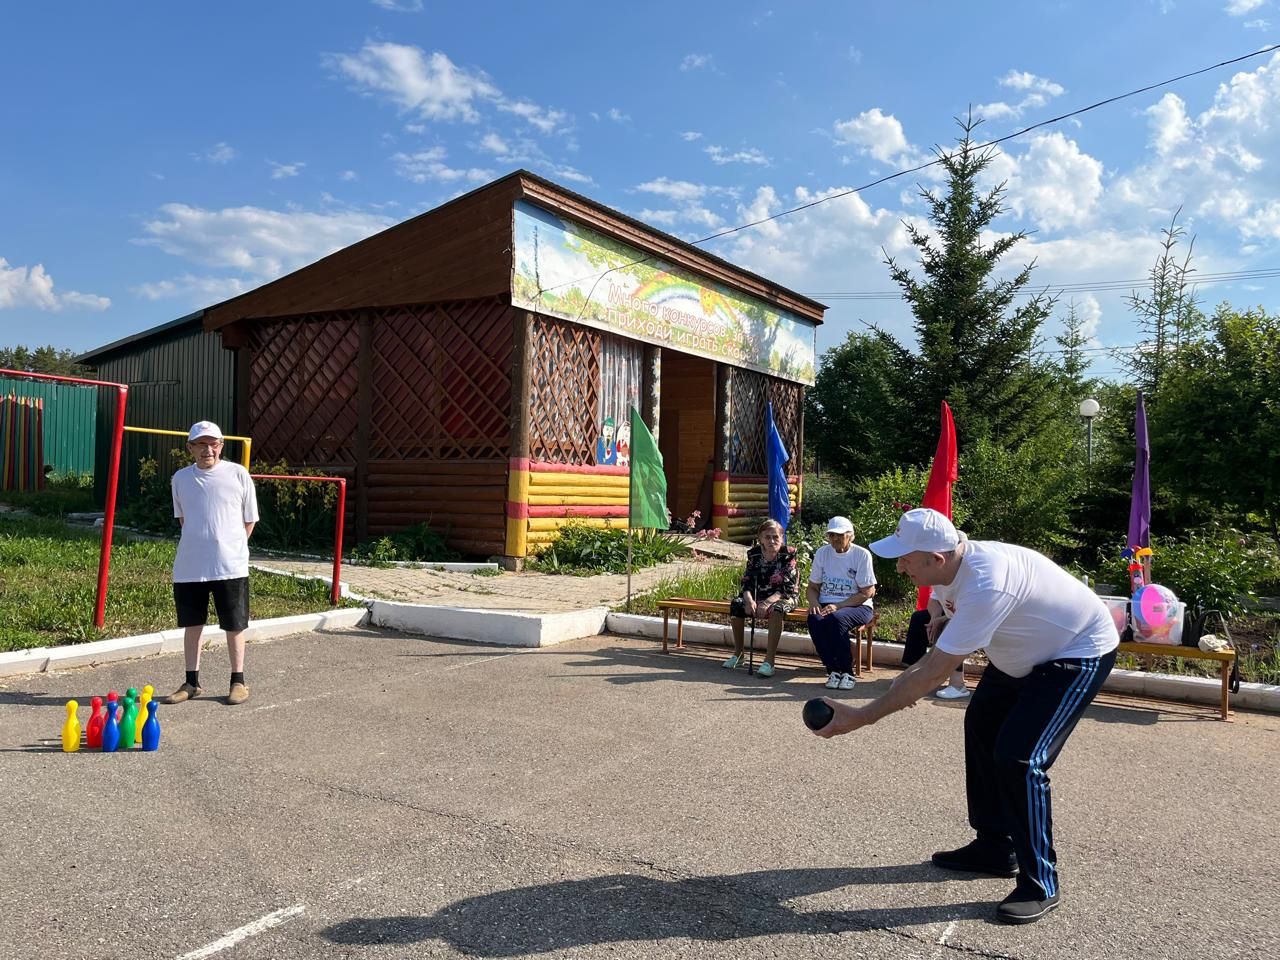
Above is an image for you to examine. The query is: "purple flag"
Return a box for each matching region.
[1128,390,1150,552]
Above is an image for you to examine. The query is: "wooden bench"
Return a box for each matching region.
[1116,640,1238,721]
[656,598,879,677]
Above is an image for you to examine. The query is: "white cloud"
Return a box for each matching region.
[135,203,393,279]
[636,178,706,203]
[546,164,593,184]
[328,43,499,122]
[680,53,712,71]
[1146,93,1191,155]
[132,274,251,303]
[404,122,426,134]
[705,145,769,165]
[848,46,863,64]
[607,107,630,122]
[496,98,569,135]
[833,107,915,165]
[975,70,1066,123]
[268,160,306,180]
[1245,17,1271,28]
[340,170,359,181]
[478,132,510,155]
[637,209,679,226]
[1001,133,1104,231]
[0,257,110,312]
[680,131,702,141]
[371,0,423,10]
[196,142,236,164]
[392,148,492,184]
[1225,0,1264,14]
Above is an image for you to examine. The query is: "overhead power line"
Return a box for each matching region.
[807,267,1280,301]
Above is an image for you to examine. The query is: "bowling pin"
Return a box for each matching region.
[102,698,120,752]
[61,700,81,753]
[107,690,120,723]
[86,696,104,749]
[119,696,137,750]
[135,686,153,745]
[141,701,161,752]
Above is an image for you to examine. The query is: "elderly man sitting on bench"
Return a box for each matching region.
[807,516,877,690]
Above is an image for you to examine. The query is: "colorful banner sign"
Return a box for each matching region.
[512,201,817,385]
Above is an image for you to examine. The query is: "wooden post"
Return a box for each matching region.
[642,344,661,439]
[504,312,534,563]
[355,314,373,544]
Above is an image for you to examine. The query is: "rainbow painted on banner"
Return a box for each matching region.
[0,395,45,491]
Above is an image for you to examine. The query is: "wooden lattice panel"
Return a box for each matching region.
[249,314,361,466]
[372,300,513,460]
[728,369,803,474]
[528,316,601,464]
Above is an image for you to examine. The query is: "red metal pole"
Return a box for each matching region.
[95,385,129,629]
[332,479,346,606]
[0,368,131,389]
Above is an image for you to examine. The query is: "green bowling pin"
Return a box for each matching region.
[119,696,137,750]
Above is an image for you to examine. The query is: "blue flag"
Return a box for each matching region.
[766,402,791,533]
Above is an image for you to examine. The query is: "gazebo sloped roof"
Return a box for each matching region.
[202,170,825,331]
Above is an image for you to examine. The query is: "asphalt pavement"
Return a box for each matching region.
[3,626,1277,959]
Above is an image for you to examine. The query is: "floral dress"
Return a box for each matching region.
[730,544,799,617]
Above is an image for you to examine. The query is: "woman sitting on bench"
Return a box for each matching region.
[723,519,798,679]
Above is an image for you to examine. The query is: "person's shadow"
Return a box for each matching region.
[321,864,999,953]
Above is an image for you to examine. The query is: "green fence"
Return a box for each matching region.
[0,375,96,476]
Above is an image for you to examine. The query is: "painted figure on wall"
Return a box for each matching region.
[614,420,631,468]
[596,416,617,465]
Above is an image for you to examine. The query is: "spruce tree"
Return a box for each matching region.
[882,114,1060,456]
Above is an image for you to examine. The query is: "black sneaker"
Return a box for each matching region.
[931,839,1018,877]
[997,886,1060,925]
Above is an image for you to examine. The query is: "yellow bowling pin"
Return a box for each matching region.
[136,685,153,744]
[62,700,81,753]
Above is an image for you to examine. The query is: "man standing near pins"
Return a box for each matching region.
[812,508,1118,925]
[163,421,259,706]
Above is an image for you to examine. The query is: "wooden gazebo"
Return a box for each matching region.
[203,171,825,563]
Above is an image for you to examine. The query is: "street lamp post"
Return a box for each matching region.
[1079,398,1100,466]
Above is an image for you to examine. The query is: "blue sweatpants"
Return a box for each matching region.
[807,605,875,674]
[964,650,1116,898]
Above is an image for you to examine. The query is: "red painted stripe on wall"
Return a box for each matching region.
[527,505,629,518]
[506,501,530,519]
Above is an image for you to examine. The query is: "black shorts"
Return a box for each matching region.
[174,577,250,632]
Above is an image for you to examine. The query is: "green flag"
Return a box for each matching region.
[628,407,668,530]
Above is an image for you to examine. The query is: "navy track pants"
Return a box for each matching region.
[964,650,1116,898]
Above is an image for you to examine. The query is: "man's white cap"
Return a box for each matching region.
[869,508,960,557]
[187,421,224,442]
[826,516,854,535]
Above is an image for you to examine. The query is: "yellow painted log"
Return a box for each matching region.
[529,473,630,489]
[527,516,629,532]
[505,516,528,558]
[525,485,629,498]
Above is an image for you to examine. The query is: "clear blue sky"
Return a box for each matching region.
[1,1,1276,379]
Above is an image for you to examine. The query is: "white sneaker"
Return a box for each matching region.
[825,672,841,689]
[936,684,970,700]
[839,673,856,690]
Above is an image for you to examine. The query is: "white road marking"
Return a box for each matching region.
[937,920,957,945]
[442,653,518,671]
[175,904,306,959]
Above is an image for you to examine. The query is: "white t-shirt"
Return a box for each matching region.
[171,461,259,583]
[931,540,1119,678]
[809,543,877,606]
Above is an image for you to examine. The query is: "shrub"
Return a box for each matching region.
[249,458,341,552]
[0,471,95,517]
[529,522,690,575]
[348,522,459,565]
[798,472,855,526]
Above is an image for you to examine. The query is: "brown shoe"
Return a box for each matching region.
[227,682,250,705]
[163,682,202,704]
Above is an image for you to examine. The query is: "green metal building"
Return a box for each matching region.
[77,311,238,504]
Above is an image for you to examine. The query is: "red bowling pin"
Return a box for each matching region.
[85,696,104,749]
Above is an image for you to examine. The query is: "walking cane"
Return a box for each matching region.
[747,614,757,675]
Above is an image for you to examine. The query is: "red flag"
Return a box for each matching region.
[916,400,957,611]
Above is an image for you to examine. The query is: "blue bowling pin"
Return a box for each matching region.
[141,701,160,752]
[101,698,120,752]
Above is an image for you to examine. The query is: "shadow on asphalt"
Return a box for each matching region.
[321,865,1002,952]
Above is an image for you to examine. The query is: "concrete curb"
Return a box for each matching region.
[0,608,369,679]
[367,601,609,648]
[603,613,1280,715]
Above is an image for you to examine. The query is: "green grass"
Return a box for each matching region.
[0,514,361,652]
